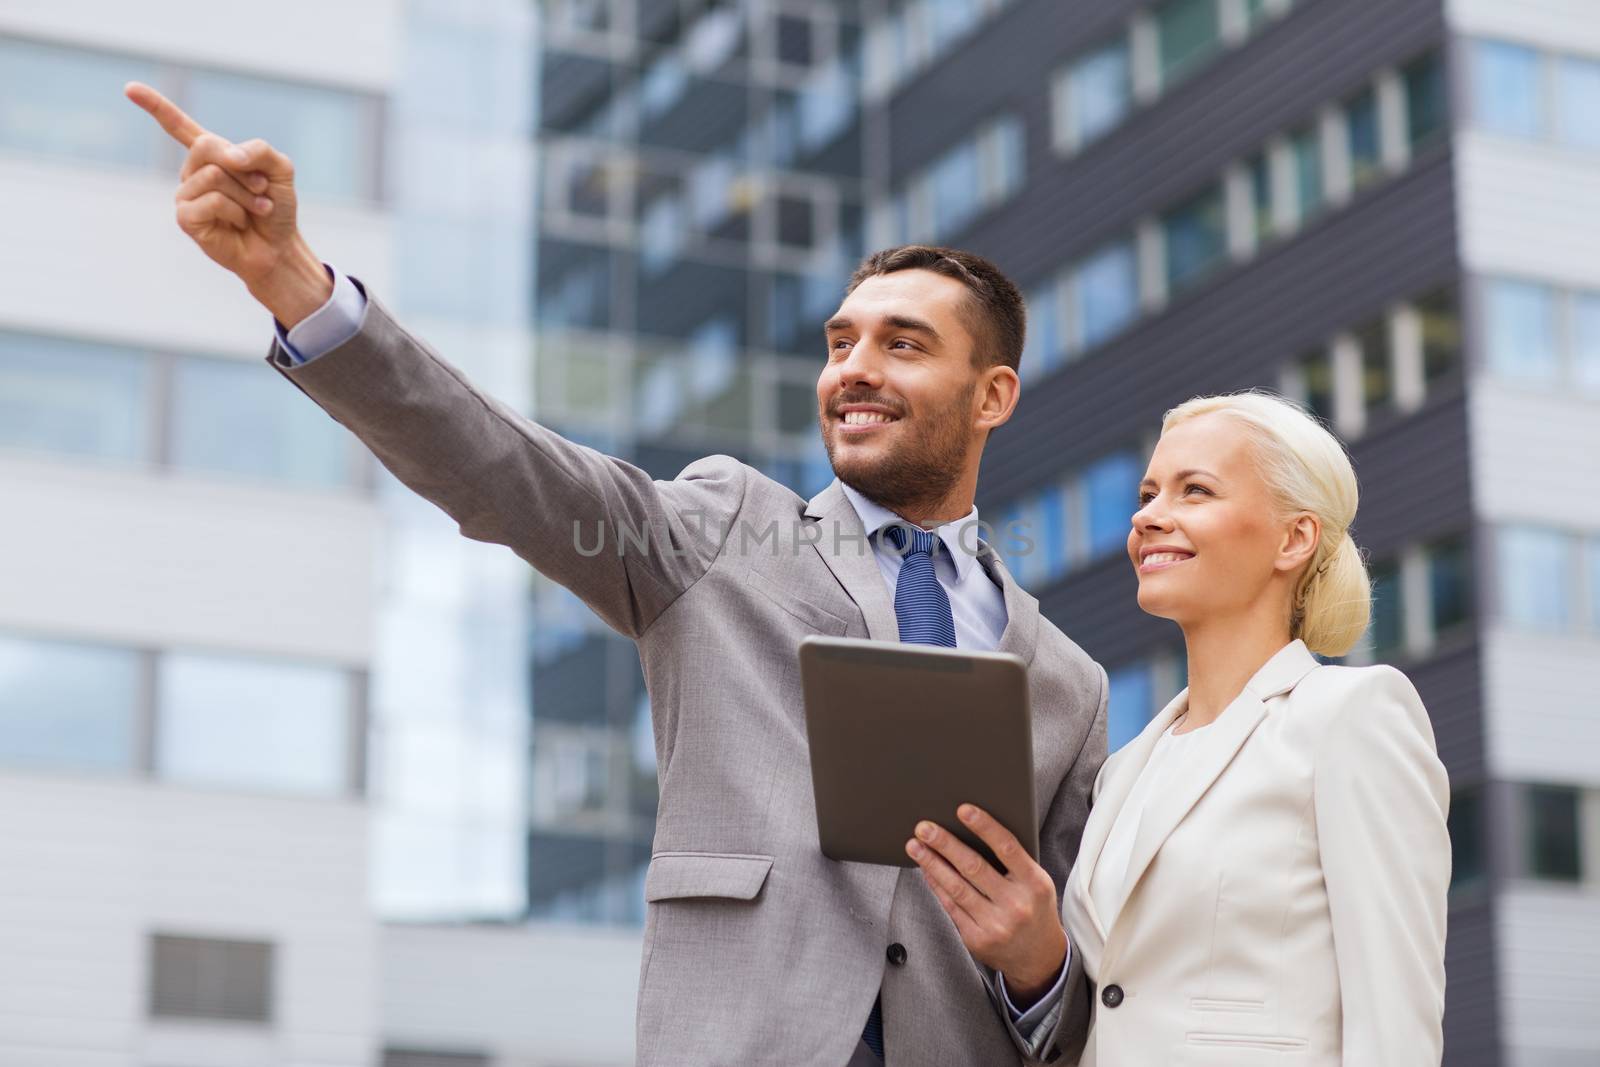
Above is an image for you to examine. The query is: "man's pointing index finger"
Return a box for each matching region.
[124,81,204,149]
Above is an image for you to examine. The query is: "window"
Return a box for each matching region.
[1299,349,1335,425]
[1156,0,1221,88]
[1289,124,1324,224]
[1556,55,1600,150]
[640,195,684,274]
[1573,291,1600,391]
[0,37,160,168]
[1524,784,1582,882]
[1404,51,1448,149]
[980,117,1026,206]
[149,934,273,1022]
[926,140,981,238]
[0,332,151,463]
[1484,279,1559,383]
[1057,39,1132,151]
[156,652,352,796]
[1163,183,1227,294]
[1107,662,1155,752]
[0,634,140,773]
[185,71,376,202]
[1075,238,1139,349]
[1448,787,1486,892]
[1084,451,1140,557]
[1345,87,1382,190]
[383,1051,491,1067]
[1034,486,1070,581]
[1021,281,1065,380]
[1246,150,1274,245]
[1354,316,1393,414]
[1369,559,1403,659]
[1473,41,1543,138]
[1416,287,1462,382]
[170,355,354,488]
[1589,537,1600,631]
[1498,526,1570,629]
[1426,536,1472,635]
[798,58,856,152]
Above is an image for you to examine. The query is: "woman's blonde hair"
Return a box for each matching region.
[1161,390,1370,657]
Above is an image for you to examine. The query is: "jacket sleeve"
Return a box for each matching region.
[1313,667,1451,1066]
[982,661,1108,1065]
[265,285,746,639]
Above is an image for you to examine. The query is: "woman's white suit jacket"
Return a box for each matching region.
[1055,639,1451,1066]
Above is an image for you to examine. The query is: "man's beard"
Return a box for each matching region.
[821,384,974,512]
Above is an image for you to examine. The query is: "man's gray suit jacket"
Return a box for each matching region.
[267,290,1107,1066]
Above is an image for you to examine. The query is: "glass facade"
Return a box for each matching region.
[0,35,379,200]
[1345,87,1382,190]
[529,0,866,923]
[170,356,353,487]
[1076,239,1139,349]
[1556,55,1600,150]
[1084,451,1141,558]
[1162,183,1227,293]
[0,37,160,168]
[156,652,352,796]
[1484,278,1559,383]
[1106,661,1156,753]
[1498,527,1569,630]
[1156,0,1221,87]
[1473,41,1543,138]
[0,634,140,773]
[1058,40,1132,151]
[0,332,151,463]
[1525,784,1583,882]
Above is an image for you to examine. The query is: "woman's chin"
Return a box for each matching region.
[1134,586,1185,623]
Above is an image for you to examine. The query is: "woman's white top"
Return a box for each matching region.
[1087,719,1205,931]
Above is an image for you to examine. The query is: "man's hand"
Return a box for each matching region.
[906,803,1068,1008]
[124,81,332,329]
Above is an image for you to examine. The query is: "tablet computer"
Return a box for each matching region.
[798,635,1037,869]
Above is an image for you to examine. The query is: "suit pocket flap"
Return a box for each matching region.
[644,852,774,902]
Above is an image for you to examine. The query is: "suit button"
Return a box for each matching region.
[1101,984,1124,1008]
[886,943,907,966]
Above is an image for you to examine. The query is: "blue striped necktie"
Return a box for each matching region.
[861,524,959,1060]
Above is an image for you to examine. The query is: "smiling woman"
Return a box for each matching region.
[1033,389,1453,1067]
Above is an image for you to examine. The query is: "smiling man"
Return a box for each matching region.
[127,82,1107,1067]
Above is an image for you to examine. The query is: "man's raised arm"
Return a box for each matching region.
[126,84,747,639]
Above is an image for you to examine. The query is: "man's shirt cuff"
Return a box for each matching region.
[999,940,1071,1033]
[274,266,365,365]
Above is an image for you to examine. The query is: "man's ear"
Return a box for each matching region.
[976,364,1020,433]
[1276,512,1321,574]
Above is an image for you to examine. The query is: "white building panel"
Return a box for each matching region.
[0,454,377,665]
[1497,887,1600,1067]
[0,772,376,1067]
[1468,384,1600,532]
[1455,133,1600,291]
[0,0,398,92]
[1446,0,1600,57]
[1482,628,1600,786]
[381,922,642,1066]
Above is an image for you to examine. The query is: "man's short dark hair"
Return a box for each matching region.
[846,245,1026,374]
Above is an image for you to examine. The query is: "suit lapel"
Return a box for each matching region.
[979,546,1039,667]
[803,481,899,642]
[1106,640,1322,933]
[1071,688,1190,941]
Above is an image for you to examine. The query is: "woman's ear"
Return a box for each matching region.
[1276,512,1321,574]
